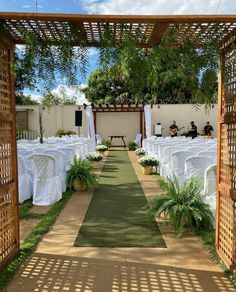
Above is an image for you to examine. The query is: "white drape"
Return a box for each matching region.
[86,105,96,151]
[144,105,152,137]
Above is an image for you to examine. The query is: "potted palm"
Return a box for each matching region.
[138,156,158,175]
[67,157,98,191]
[96,144,108,155]
[135,148,146,157]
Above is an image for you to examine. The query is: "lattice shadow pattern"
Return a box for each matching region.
[6,253,235,292]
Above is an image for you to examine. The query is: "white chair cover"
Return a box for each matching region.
[135,133,142,147]
[59,147,75,170]
[170,151,193,186]
[184,156,214,191]
[18,155,32,203]
[95,134,102,144]
[28,154,62,206]
[196,151,217,163]
[44,150,67,192]
[202,164,217,198]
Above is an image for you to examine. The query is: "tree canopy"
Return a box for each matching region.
[84,32,218,107]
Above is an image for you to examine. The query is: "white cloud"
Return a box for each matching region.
[82,0,235,15]
[51,84,89,105]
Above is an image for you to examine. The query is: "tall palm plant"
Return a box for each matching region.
[147,177,213,237]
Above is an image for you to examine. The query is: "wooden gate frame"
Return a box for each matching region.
[0,12,236,275]
[0,38,19,268]
[216,32,236,276]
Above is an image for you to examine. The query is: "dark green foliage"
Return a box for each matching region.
[101,139,112,148]
[56,129,76,137]
[15,94,38,105]
[128,140,138,151]
[147,177,213,237]
[83,30,219,107]
[66,158,98,190]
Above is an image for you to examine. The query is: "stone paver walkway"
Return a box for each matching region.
[5,151,235,292]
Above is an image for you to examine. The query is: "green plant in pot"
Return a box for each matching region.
[101,139,112,148]
[138,156,158,175]
[146,177,213,238]
[67,157,98,191]
[128,140,138,151]
[96,144,108,155]
[135,148,146,157]
[86,152,103,162]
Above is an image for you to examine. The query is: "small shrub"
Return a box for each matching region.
[146,177,213,238]
[128,140,137,151]
[101,139,112,148]
[86,152,103,162]
[56,129,76,137]
[96,144,108,151]
[138,156,158,167]
[135,148,146,156]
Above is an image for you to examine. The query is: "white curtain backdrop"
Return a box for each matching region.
[86,105,96,151]
[144,105,152,137]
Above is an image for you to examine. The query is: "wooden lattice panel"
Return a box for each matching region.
[0,13,236,48]
[0,41,19,269]
[217,33,236,275]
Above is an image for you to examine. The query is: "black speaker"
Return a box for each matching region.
[75,111,82,127]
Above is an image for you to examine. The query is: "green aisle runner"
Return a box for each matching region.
[74,151,166,247]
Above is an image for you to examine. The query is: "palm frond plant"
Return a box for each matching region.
[66,157,98,191]
[146,177,213,237]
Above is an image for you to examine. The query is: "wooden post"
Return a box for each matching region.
[93,111,97,134]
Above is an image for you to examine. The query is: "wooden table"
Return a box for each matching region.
[109,135,126,148]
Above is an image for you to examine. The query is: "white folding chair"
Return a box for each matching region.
[18,155,32,203]
[135,133,142,147]
[58,147,76,170]
[184,156,214,191]
[44,150,67,192]
[28,154,62,206]
[170,151,193,186]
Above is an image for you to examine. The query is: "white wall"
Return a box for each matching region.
[16,104,218,139]
[151,104,218,138]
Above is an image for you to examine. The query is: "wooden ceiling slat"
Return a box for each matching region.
[148,23,169,47]
[1,13,236,47]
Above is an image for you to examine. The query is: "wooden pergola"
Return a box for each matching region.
[0,12,236,275]
[92,105,144,137]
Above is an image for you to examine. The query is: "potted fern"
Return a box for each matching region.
[138,156,158,175]
[67,157,98,191]
[146,177,213,237]
[128,140,138,151]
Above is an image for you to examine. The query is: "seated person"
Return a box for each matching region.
[204,121,213,137]
[187,121,198,139]
[169,121,179,137]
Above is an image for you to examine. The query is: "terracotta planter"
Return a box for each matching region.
[72,178,87,191]
[142,166,153,175]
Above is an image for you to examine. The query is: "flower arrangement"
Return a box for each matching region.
[86,152,103,162]
[135,148,146,156]
[96,144,108,152]
[138,156,158,167]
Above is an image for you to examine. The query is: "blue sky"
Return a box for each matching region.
[1,0,235,101]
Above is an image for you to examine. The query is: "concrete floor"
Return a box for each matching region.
[5,151,235,292]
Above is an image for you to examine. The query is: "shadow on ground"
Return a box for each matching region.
[6,252,234,292]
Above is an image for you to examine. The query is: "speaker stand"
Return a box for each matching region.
[77,126,80,136]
